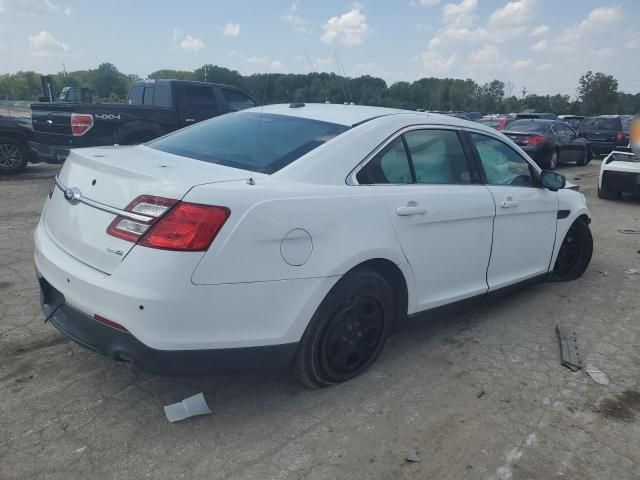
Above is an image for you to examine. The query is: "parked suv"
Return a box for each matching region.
[577,116,627,155]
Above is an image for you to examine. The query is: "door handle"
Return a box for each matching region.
[185,118,196,123]
[500,196,519,208]
[396,203,428,216]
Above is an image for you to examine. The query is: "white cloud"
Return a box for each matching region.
[513,58,532,69]
[529,24,548,37]
[180,34,204,52]
[28,30,69,55]
[442,0,477,27]
[410,0,440,6]
[579,6,622,30]
[281,1,310,33]
[223,23,240,37]
[489,0,535,27]
[321,7,370,46]
[1,0,72,15]
[421,50,456,74]
[531,39,547,51]
[269,60,284,71]
[315,57,332,69]
[429,26,487,48]
[536,63,553,71]
[468,45,504,67]
[63,6,72,15]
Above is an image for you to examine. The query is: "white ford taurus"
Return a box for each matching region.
[35,104,593,387]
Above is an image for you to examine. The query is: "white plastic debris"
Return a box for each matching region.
[586,365,610,386]
[164,392,212,422]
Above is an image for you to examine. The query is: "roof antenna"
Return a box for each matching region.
[336,51,354,104]
[249,75,269,186]
[304,51,329,103]
[333,50,348,105]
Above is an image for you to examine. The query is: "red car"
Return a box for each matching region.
[477,116,510,131]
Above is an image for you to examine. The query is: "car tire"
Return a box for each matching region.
[597,186,621,200]
[0,136,29,174]
[576,148,591,166]
[546,149,559,170]
[549,218,593,282]
[292,268,394,388]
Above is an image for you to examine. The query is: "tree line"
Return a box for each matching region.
[1,62,637,116]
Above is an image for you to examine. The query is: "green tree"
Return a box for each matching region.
[577,71,618,115]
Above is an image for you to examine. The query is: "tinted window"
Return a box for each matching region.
[148,112,348,174]
[184,85,216,106]
[404,130,471,184]
[506,120,547,133]
[357,138,412,184]
[129,85,143,105]
[471,133,535,187]
[143,86,154,106]
[222,89,256,111]
[597,118,621,130]
[153,82,171,107]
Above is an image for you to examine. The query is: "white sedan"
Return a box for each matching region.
[35,104,593,387]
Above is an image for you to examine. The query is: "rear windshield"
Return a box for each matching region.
[581,117,621,130]
[505,120,547,133]
[148,112,349,174]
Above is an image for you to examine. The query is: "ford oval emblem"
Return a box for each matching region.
[64,187,82,205]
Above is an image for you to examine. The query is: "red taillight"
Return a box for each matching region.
[616,131,625,143]
[139,203,230,251]
[71,113,94,136]
[523,135,545,145]
[94,314,128,332]
[106,195,229,251]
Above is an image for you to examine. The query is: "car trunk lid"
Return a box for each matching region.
[43,145,257,274]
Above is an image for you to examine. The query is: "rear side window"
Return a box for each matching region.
[222,88,256,111]
[404,130,471,184]
[357,138,412,184]
[143,86,154,106]
[597,118,621,130]
[184,85,216,106]
[471,133,535,187]
[129,85,143,105]
[148,112,349,174]
[153,82,172,107]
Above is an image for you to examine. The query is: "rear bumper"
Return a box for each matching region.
[38,274,297,375]
[28,141,69,164]
[602,170,640,194]
[587,141,621,155]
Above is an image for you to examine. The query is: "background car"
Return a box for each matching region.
[515,112,558,120]
[477,116,510,131]
[35,105,592,388]
[598,149,640,199]
[577,115,627,156]
[501,119,592,169]
[558,115,584,130]
[0,115,36,174]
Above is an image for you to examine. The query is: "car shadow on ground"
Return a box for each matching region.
[0,163,60,181]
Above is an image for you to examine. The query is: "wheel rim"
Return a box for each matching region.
[0,143,23,169]
[555,224,583,275]
[550,151,558,169]
[321,294,385,377]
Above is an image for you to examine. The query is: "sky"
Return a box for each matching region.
[0,0,639,96]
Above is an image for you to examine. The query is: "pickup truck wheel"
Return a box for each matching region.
[292,268,394,388]
[550,219,593,282]
[0,137,28,174]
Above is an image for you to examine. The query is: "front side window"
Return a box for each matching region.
[143,86,154,106]
[184,85,216,106]
[404,130,471,184]
[356,138,413,184]
[470,133,535,187]
[148,112,348,174]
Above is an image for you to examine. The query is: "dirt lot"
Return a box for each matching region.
[1,160,639,480]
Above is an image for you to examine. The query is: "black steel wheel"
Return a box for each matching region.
[292,268,394,388]
[550,219,593,282]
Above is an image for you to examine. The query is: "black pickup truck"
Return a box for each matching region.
[29,79,256,163]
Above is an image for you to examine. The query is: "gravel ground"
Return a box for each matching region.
[0,159,639,480]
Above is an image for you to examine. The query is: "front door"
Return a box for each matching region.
[468,132,558,290]
[356,128,495,312]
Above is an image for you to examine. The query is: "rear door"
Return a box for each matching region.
[356,128,495,311]
[468,132,557,289]
[554,123,582,162]
[173,83,219,126]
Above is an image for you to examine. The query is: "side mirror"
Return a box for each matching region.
[540,171,566,191]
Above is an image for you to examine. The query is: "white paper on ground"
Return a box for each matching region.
[585,365,610,386]
[164,392,212,422]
